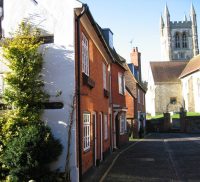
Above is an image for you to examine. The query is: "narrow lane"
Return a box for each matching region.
[104,133,200,182]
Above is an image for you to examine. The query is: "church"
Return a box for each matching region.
[146,4,199,116]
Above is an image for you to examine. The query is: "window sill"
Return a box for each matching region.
[104,89,109,98]
[82,72,95,89]
[83,148,91,153]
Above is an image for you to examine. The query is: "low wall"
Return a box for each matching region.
[146,118,165,133]
[185,116,200,133]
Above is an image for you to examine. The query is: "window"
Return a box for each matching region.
[175,33,180,48]
[170,97,177,104]
[120,113,127,134]
[138,89,140,103]
[118,73,125,95]
[82,33,89,76]
[103,63,107,89]
[143,92,145,105]
[83,113,90,151]
[104,114,108,140]
[182,32,187,48]
[0,74,4,96]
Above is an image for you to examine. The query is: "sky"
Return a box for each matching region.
[81,0,200,81]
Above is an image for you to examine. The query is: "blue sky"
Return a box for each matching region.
[81,0,200,80]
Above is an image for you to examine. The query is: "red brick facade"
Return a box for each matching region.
[78,24,112,174]
[111,63,128,148]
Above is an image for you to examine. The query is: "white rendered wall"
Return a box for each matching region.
[2,0,82,181]
[145,65,156,116]
[181,71,200,113]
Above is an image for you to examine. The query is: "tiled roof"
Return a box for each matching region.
[124,64,137,98]
[150,61,188,83]
[179,54,200,78]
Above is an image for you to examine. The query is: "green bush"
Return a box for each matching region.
[2,122,62,181]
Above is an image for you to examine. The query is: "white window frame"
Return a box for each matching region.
[103,63,107,89]
[83,113,90,151]
[0,74,4,96]
[104,114,108,140]
[82,33,89,76]
[120,113,126,134]
[118,72,125,95]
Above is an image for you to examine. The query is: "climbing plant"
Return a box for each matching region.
[0,22,62,181]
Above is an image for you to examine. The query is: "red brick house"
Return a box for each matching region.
[124,64,138,137]
[75,6,113,175]
[111,55,128,148]
[127,47,147,136]
[75,5,129,177]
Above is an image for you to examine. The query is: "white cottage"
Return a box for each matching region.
[0,0,83,181]
[179,55,200,113]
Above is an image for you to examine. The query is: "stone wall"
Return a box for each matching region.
[155,83,182,114]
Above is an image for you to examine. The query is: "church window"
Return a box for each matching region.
[175,33,180,48]
[182,32,187,48]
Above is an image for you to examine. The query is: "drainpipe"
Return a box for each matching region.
[76,4,87,182]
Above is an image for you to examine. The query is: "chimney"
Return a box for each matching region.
[130,47,142,81]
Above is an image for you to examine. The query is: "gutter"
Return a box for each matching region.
[76,4,87,182]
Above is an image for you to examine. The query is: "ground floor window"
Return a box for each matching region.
[83,113,90,151]
[104,114,108,140]
[120,113,127,134]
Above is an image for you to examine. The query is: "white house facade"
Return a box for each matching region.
[1,0,82,181]
[180,55,200,113]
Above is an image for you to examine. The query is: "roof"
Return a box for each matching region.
[179,54,200,78]
[75,5,126,70]
[124,64,137,98]
[150,61,188,83]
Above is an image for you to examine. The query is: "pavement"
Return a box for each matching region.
[82,141,135,182]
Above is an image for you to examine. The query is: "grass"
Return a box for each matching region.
[147,114,163,120]
[147,112,200,120]
[186,112,200,116]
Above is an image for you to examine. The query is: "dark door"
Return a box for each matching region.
[115,115,120,148]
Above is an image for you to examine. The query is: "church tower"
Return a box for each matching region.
[160,4,199,61]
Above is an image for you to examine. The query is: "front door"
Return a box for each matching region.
[92,113,97,166]
[115,114,120,148]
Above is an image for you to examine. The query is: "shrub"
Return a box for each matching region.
[2,122,62,181]
[0,22,63,180]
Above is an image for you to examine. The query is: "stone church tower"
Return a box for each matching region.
[160,4,199,61]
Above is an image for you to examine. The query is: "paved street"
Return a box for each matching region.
[104,133,200,182]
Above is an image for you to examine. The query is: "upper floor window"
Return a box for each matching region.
[182,32,187,48]
[82,33,89,76]
[138,89,140,103]
[118,72,125,95]
[175,33,180,48]
[0,74,4,96]
[83,113,90,151]
[103,63,107,90]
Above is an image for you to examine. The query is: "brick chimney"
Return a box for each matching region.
[130,47,142,81]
